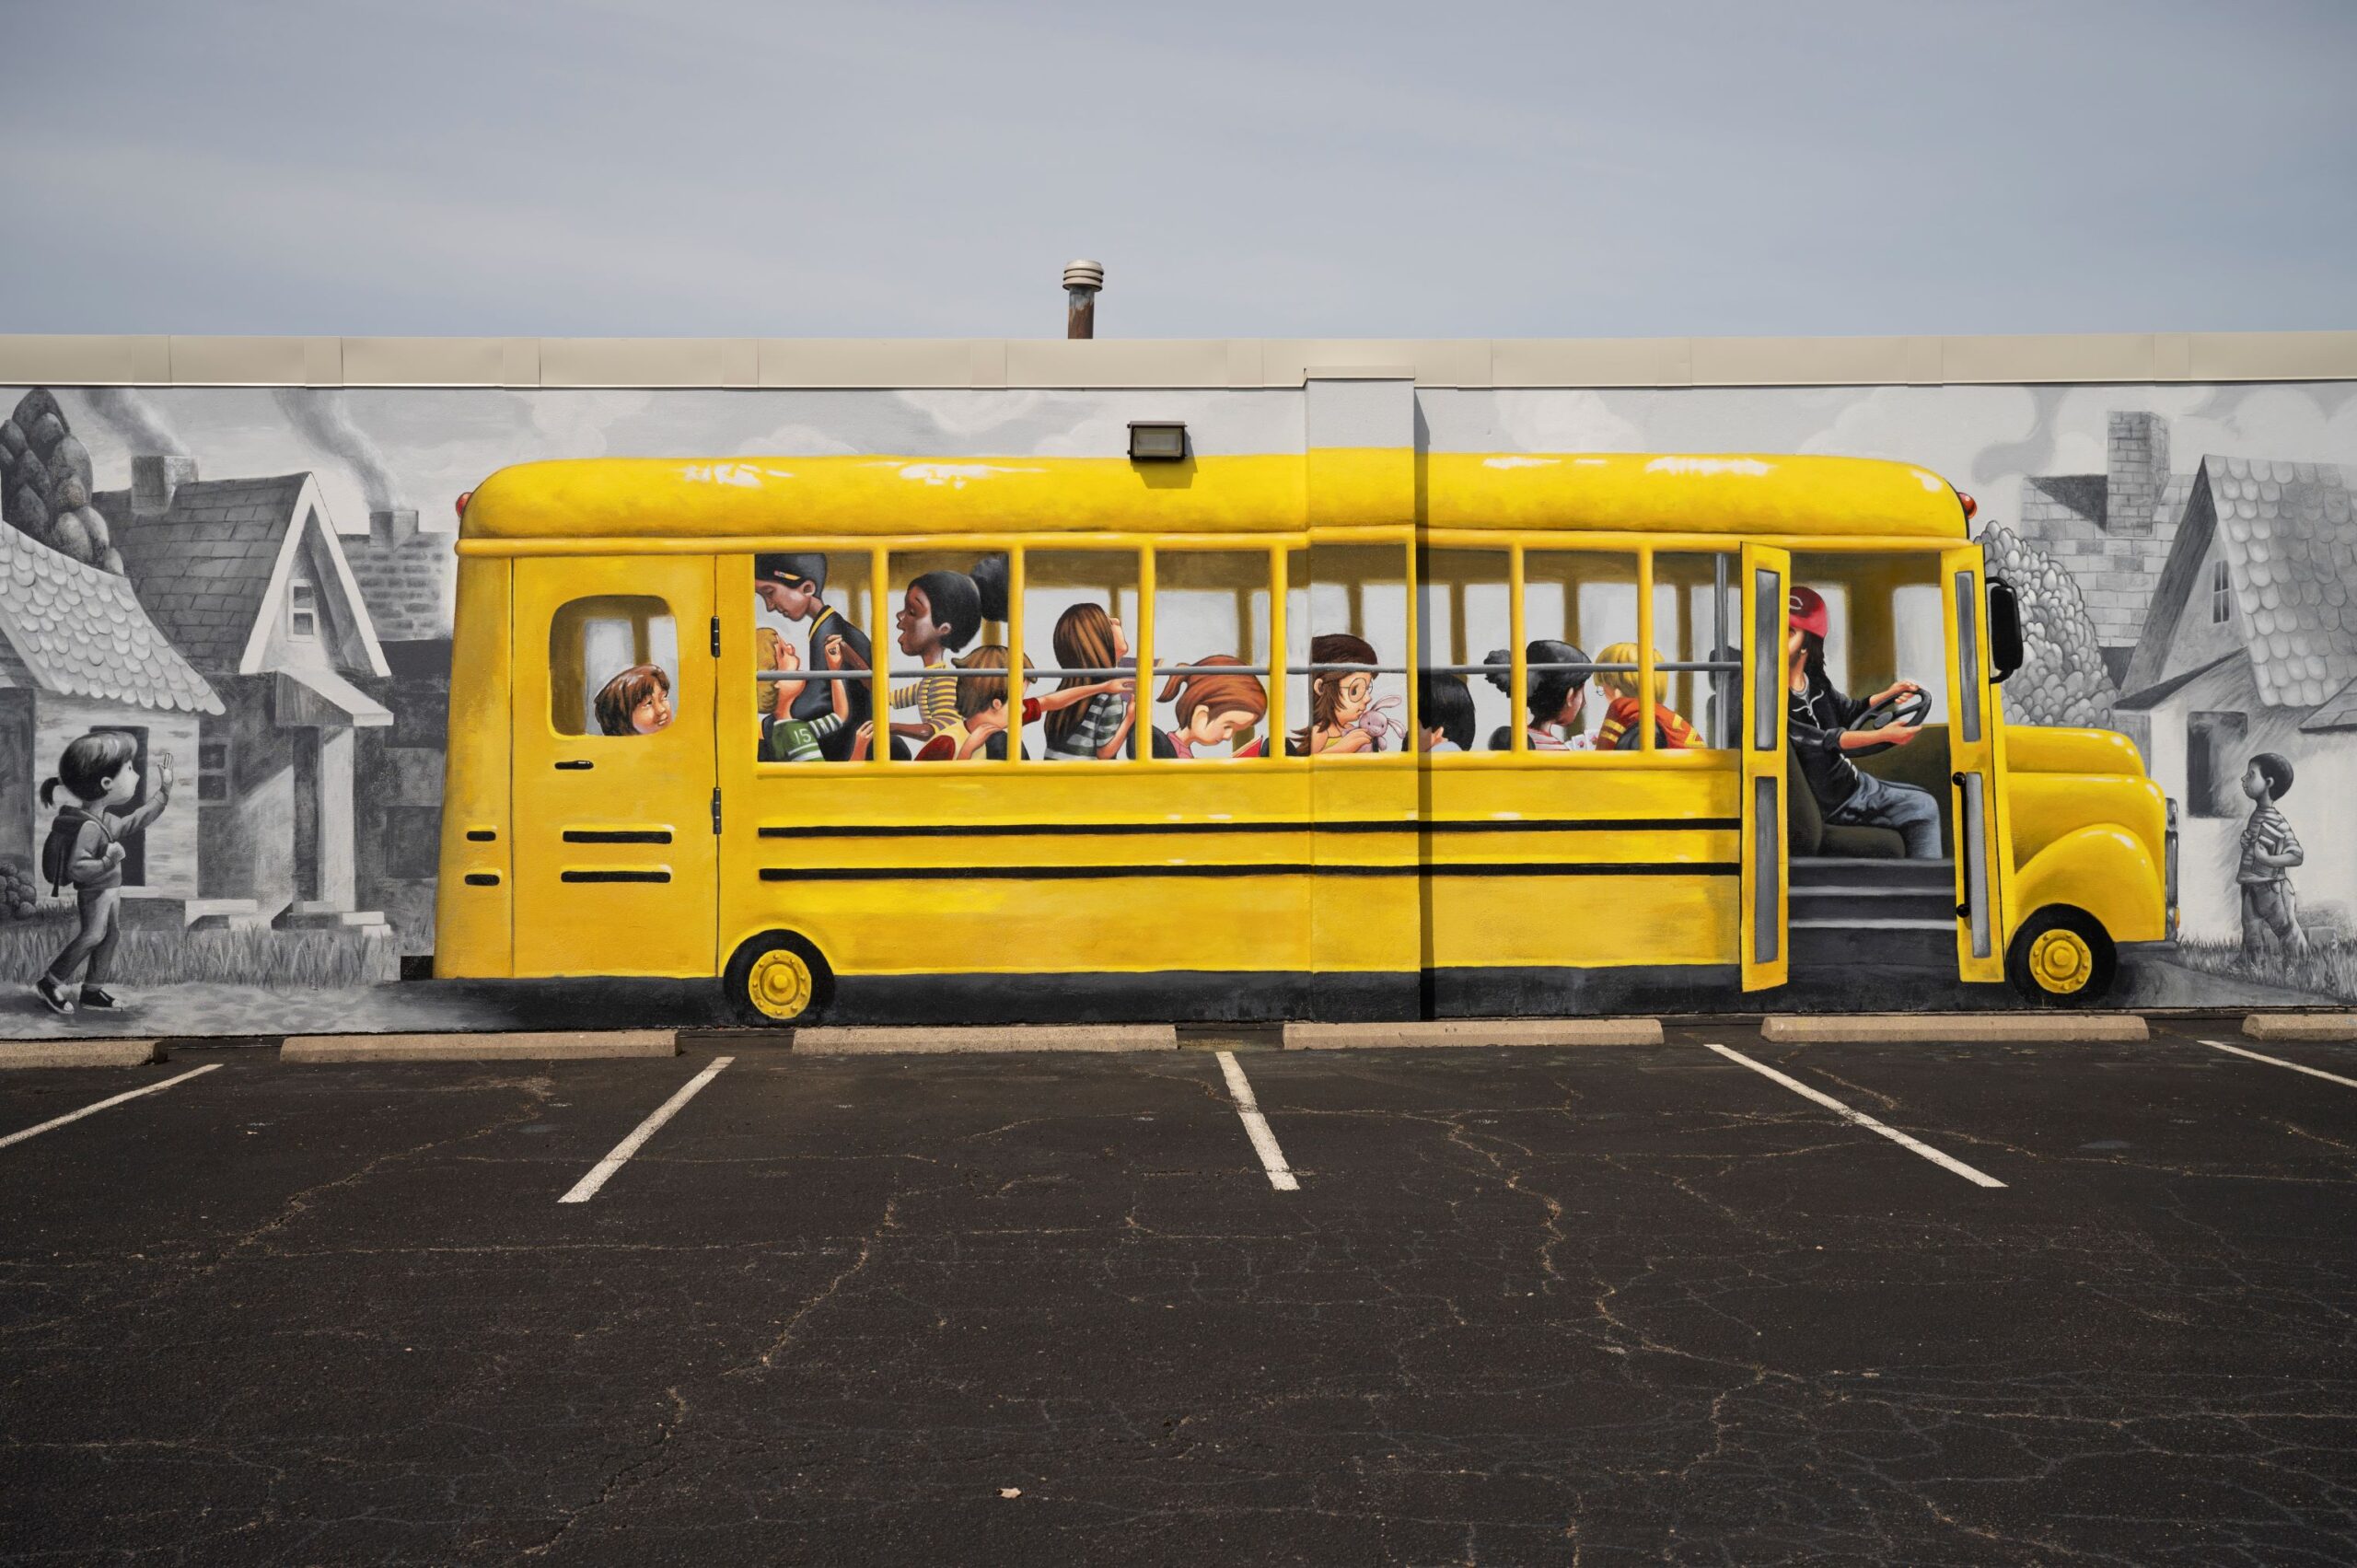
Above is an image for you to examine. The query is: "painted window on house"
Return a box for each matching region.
[2211,560,2232,625]
[548,596,678,738]
[197,741,229,802]
[2186,709,2247,818]
[289,580,319,641]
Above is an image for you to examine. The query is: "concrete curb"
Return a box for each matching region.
[1283,1018,1664,1050]
[2242,1013,2357,1042]
[1762,1014,2148,1043]
[0,1040,165,1069]
[279,1031,679,1063]
[792,1025,1179,1054]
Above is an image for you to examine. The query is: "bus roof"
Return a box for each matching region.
[459,451,1971,543]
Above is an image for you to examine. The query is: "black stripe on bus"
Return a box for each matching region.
[563,829,674,844]
[759,862,1737,882]
[756,818,1737,841]
[463,872,501,886]
[465,830,497,842]
[561,869,673,883]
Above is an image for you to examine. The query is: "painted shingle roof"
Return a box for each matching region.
[2302,674,2357,733]
[0,522,221,714]
[94,475,308,673]
[2209,458,2357,711]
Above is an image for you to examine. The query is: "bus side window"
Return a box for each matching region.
[1150,550,1273,760]
[1658,552,1740,750]
[1415,547,1511,757]
[549,596,678,738]
[751,550,877,764]
[1286,543,1409,757]
[1026,548,1143,762]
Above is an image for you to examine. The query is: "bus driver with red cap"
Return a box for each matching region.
[1784,587,1944,859]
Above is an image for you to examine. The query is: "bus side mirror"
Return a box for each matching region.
[1987,579,2024,684]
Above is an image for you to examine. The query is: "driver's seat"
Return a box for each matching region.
[1785,751,1905,858]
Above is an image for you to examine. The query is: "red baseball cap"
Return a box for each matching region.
[1788,586,1829,638]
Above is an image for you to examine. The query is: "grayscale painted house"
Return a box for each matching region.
[94,457,393,932]
[2015,412,2188,685]
[0,520,220,919]
[2114,456,2357,942]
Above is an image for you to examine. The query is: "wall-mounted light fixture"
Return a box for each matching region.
[1128,421,1187,462]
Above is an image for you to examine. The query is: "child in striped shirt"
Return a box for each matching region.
[888,568,987,741]
[2237,751,2308,958]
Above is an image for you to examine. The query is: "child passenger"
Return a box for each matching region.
[1483,640,1593,750]
[34,733,174,1016]
[889,569,987,741]
[1043,604,1138,761]
[1594,644,1700,749]
[593,664,673,736]
[761,635,855,763]
[1153,656,1268,758]
[1291,633,1386,755]
[1417,671,1476,754]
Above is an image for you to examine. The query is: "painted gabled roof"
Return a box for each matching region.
[0,522,221,714]
[2119,457,2357,711]
[97,473,388,680]
[95,475,309,672]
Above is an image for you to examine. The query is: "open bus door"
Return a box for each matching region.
[1740,544,1791,992]
[1941,546,2010,983]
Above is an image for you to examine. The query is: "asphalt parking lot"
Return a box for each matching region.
[3,1021,2354,1565]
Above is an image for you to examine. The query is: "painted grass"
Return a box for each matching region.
[0,911,397,989]
[2169,938,2357,1004]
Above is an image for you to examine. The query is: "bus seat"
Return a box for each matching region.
[1784,750,1905,858]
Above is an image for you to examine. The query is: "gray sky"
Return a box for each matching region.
[3,0,2351,339]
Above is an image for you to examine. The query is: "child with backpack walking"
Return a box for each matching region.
[35,732,174,1016]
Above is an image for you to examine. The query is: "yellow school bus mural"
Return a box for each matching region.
[434,448,2175,1022]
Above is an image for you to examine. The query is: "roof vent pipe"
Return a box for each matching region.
[1063,260,1103,340]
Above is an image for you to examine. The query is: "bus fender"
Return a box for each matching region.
[2010,825,2165,947]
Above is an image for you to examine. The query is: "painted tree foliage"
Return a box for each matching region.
[0,389,121,573]
[1976,519,2115,728]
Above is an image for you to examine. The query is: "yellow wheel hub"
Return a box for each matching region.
[746,948,814,1021]
[2027,929,2094,993]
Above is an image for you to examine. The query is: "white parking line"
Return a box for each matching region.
[559,1056,734,1204]
[0,1063,222,1152]
[1705,1042,2006,1189]
[1216,1051,1299,1191]
[2200,1038,2357,1089]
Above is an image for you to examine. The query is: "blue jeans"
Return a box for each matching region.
[1828,774,1944,860]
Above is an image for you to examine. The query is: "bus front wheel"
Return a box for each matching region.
[2004,906,2117,1008]
[725,932,834,1028]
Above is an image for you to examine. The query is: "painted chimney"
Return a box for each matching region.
[369,506,420,547]
[2104,412,2169,537]
[1064,259,1103,340]
[130,455,198,517]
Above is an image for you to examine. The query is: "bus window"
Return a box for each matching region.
[1150,549,1273,760]
[1025,548,1143,762]
[1655,552,1740,749]
[1415,547,1512,757]
[1286,543,1410,757]
[752,550,876,764]
[549,596,678,738]
[884,550,1007,762]
[1516,551,1638,751]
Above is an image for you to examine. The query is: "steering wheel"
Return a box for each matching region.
[1843,685,1933,757]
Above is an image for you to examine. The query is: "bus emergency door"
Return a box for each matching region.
[1739,544,1790,991]
[510,556,719,978]
[1941,546,2009,982]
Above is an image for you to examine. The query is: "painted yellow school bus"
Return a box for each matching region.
[434,448,2176,1021]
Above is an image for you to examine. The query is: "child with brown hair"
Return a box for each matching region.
[592,664,673,736]
[1153,656,1268,759]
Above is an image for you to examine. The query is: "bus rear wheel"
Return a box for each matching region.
[2004,906,2117,1007]
[725,932,833,1028]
